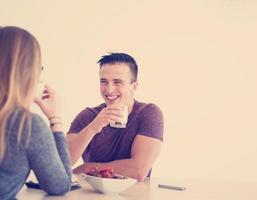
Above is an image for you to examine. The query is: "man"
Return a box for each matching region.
[67,53,163,181]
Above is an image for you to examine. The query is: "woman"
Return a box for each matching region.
[0,26,72,200]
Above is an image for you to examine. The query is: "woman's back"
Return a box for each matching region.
[0,109,72,200]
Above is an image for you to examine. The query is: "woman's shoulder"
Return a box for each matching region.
[7,108,47,132]
[5,108,50,147]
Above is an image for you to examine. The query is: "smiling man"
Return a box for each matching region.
[66,53,164,181]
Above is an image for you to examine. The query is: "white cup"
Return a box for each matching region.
[110,105,128,128]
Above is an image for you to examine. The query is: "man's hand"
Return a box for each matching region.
[89,104,124,133]
[67,104,126,165]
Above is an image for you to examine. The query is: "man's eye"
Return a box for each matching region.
[114,81,123,85]
[100,80,107,84]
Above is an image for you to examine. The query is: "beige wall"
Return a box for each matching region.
[1,0,257,181]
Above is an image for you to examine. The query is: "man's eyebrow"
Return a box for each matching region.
[113,79,124,82]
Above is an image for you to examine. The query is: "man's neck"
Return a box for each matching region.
[127,99,135,115]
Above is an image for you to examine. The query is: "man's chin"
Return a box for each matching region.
[105,99,120,105]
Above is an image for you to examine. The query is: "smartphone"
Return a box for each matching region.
[25,180,81,191]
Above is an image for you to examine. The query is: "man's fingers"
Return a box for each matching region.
[104,109,123,117]
[108,117,123,124]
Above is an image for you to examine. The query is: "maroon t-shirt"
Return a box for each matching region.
[68,100,164,176]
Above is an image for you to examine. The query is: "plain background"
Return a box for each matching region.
[1,0,257,181]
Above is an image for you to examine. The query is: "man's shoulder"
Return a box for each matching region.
[134,100,162,115]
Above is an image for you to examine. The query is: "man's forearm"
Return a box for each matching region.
[66,124,96,165]
[73,158,149,181]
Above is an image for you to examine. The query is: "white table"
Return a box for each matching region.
[17,175,257,200]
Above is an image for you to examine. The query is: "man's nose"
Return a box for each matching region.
[106,83,115,93]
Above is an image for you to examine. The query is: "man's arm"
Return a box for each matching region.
[73,134,162,181]
[66,123,96,165]
[67,105,124,165]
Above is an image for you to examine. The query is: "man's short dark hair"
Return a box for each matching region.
[97,53,138,82]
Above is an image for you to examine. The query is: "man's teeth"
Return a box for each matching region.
[107,96,119,100]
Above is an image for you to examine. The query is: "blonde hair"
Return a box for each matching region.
[0,26,41,162]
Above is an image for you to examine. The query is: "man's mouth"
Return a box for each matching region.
[106,95,120,101]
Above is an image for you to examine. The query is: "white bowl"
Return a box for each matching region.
[83,174,137,194]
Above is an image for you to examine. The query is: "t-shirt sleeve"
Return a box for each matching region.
[67,108,95,134]
[137,104,164,141]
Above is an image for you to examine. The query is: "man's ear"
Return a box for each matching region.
[132,81,138,91]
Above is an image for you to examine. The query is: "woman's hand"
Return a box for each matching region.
[34,84,61,119]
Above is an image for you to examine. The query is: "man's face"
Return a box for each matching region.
[99,63,137,106]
